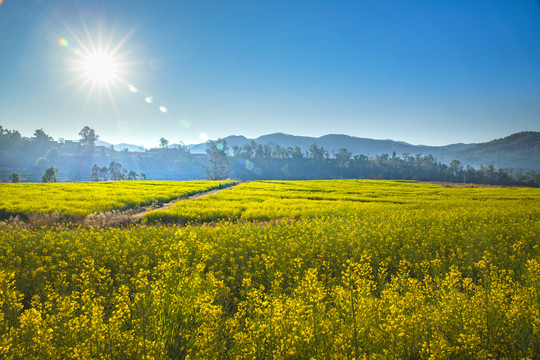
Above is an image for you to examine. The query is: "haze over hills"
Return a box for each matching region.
[91,131,539,171]
[1,124,538,183]
[186,133,476,160]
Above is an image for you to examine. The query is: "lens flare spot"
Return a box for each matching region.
[128,84,138,93]
[159,106,167,113]
[179,119,191,128]
[199,132,208,142]
[216,142,224,151]
[145,96,153,103]
[59,38,69,47]
[0,0,4,5]
[245,160,255,171]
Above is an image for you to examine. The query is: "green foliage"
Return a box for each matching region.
[33,128,53,142]
[160,137,169,149]
[78,126,99,151]
[9,173,19,183]
[42,166,58,183]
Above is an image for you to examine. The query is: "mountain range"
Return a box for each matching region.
[97,131,539,171]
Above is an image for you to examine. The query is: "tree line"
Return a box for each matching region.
[90,162,146,181]
[205,140,539,186]
[1,125,538,186]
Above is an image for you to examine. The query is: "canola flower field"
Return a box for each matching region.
[0,180,539,359]
[0,180,236,221]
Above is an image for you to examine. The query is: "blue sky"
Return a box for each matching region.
[0,0,539,148]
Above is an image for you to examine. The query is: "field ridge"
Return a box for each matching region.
[85,182,239,226]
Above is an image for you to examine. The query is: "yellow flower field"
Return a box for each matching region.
[0,180,538,359]
[0,180,237,220]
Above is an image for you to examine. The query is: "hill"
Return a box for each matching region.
[186,131,539,171]
[456,132,539,170]
[187,132,476,159]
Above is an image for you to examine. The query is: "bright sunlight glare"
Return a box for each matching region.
[82,52,119,84]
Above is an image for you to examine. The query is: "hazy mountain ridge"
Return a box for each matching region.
[186,132,477,158]
[108,131,538,171]
[455,131,539,170]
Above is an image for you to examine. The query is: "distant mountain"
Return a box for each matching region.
[187,135,249,154]
[186,131,539,171]
[96,131,539,171]
[187,132,476,160]
[96,141,147,152]
[456,131,539,170]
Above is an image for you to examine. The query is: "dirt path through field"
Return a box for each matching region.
[85,183,238,226]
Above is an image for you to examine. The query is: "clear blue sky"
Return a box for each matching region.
[1,0,539,148]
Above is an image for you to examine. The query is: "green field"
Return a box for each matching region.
[0,180,539,359]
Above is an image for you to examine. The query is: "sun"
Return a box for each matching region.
[59,22,136,107]
[81,51,119,85]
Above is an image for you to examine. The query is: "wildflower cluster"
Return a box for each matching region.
[0,180,538,358]
[0,180,236,221]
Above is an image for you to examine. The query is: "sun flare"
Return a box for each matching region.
[60,23,136,108]
[81,51,119,84]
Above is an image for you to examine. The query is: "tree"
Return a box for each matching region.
[309,143,327,162]
[448,160,463,178]
[79,126,99,151]
[99,166,109,181]
[288,146,304,160]
[205,140,229,180]
[336,148,352,168]
[91,165,100,181]
[109,161,126,180]
[42,166,58,182]
[33,128,53,142]
[9,172,19,183]
[159,137,169,149]
[127,170,138,180]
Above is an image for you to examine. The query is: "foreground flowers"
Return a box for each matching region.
[0,180,538,358]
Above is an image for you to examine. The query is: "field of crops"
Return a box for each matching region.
[144,179,538,224]
[0,180,539,359]
[0,180,236,220]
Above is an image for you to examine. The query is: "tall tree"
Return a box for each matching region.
[109,161,126,180]
[33,128,53,142]
[159,137,169,149]
[336,148,352,168]
[91,165,100,181]
[127,170,138,180]
[99,166,109,181]
[309,143,327,162]
[205,140,229,180]
[79,126,99,151]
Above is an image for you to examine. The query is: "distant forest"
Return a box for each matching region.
[1,126,538,186]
